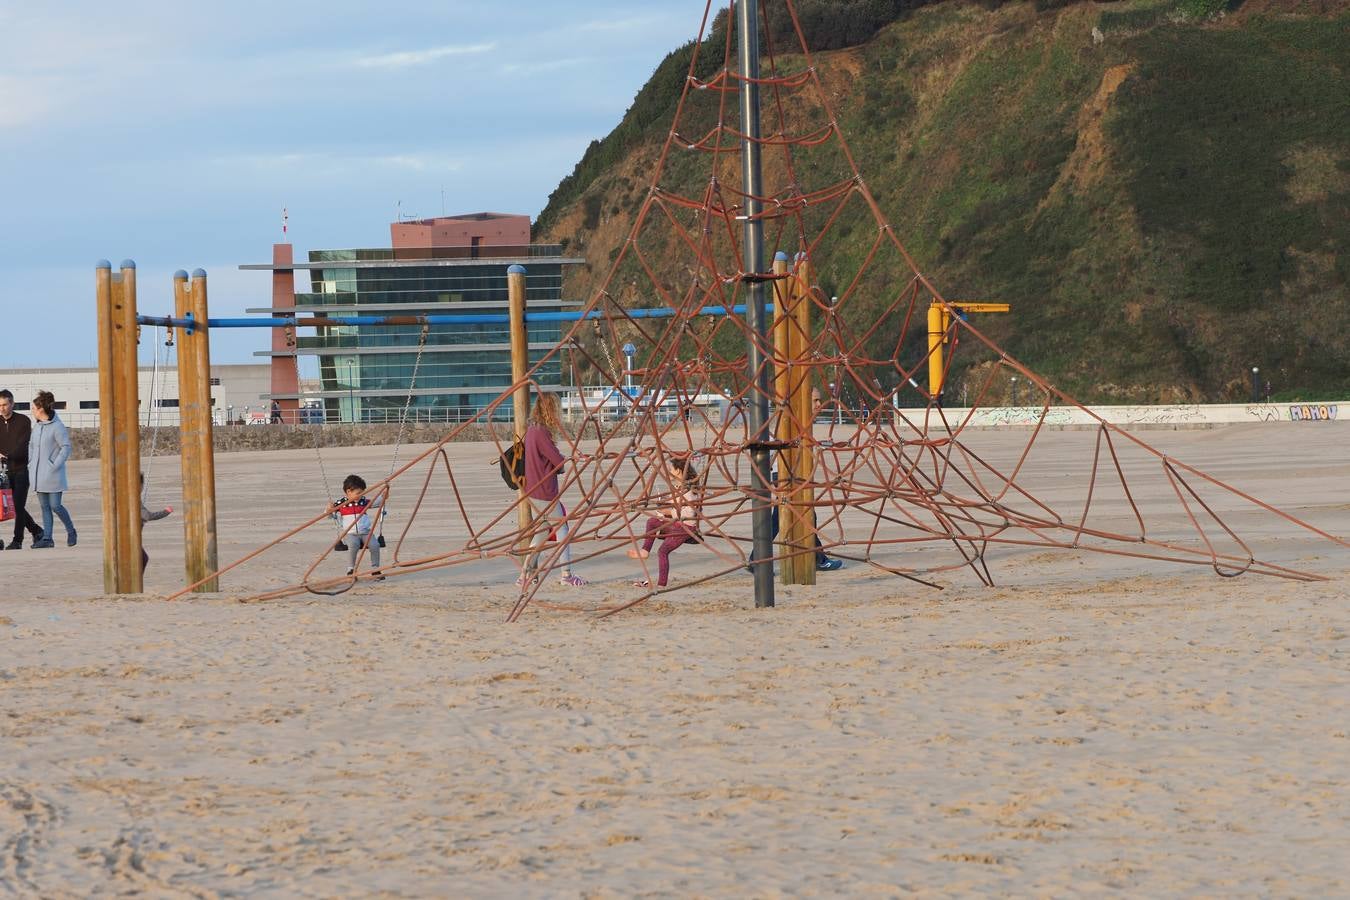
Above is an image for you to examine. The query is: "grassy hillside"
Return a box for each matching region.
[538,0,1349,403]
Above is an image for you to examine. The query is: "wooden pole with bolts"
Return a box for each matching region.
[111,261,144,592]
[175,269,219,591]
[94,261,123,593]
[782,253,817,585]
[508,265,531,538]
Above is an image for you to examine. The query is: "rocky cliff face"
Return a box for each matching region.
[538,0,1350,403]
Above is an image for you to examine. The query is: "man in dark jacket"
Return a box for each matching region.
[0,389,46,549]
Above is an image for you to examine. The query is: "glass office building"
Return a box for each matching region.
[245,214,583,423]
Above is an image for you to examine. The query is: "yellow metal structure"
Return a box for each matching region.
[926,301,1011,399]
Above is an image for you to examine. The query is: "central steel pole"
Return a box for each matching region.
[738,0,775,609]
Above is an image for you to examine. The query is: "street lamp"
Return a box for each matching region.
[622,342,637,394]
[347,363,356,422]
[1251,366,1260,403]
[831,296,842,425]
[1010,376,1019,407]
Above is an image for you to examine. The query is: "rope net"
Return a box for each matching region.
[179,0,1345,614]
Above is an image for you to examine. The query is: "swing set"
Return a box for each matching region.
[94,261,778,597]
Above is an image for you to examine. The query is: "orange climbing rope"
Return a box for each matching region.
[166,0,1346,615]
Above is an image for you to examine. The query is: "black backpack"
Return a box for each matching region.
[497,436,526,490]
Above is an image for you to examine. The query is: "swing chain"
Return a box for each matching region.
[388,320,431,479]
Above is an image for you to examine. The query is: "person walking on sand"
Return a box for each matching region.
[519,391,586,587]
[28,391,76,548]
[0,389,46,550]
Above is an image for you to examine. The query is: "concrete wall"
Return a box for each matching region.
[0,363,274,429]
[906,401,1342,428]
[65,401,1343,461]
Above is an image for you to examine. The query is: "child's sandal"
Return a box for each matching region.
[632,579,651,589]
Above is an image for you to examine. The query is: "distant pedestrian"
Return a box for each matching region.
[271,400,282,424]
[28,391,76,548]
[0,389,46,550]
[520,391,586,588]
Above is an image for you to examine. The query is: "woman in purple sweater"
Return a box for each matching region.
[520,392,586,587]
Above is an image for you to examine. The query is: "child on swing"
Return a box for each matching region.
[327,474,385,581]
[139,473,171,574]
[628,454,699,588]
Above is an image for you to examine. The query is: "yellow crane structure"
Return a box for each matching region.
[927,301,1011,400]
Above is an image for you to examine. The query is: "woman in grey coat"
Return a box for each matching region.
[28,391,76,548]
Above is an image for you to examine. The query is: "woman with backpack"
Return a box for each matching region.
[519,391,586,587]
[28,390,76,548]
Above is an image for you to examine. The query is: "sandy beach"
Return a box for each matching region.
[2,423,1347,896]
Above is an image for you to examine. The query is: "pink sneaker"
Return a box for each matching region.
[559,574,588,587]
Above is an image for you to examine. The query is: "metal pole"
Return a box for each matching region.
[738,0,774,609]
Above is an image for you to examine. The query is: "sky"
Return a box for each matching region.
[0,1,701,367]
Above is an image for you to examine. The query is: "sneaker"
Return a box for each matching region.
[372,570,386,582]
[345,568,354,576]
[32,539,54,549]
[816,557,843,571]
[334,540,349,552]
[559,573,587,587]
[515,572,538,588]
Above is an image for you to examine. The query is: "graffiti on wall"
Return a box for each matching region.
[1289,404,1338,421]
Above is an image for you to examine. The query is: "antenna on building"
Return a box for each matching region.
[282,206,288,235]
[441,185,446,216]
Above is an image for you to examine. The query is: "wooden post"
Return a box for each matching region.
[176,270,219,591]
[95,261,121,593]
[771,251,791,572]
[112,261,143,593]
[508,265,531,536]
[783,253,817,585]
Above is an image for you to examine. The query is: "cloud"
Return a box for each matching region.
[573,15,671,34]
[0,76,56,128]
[500,58,589,77]
[203,150,465,178]
[353,42,497,69]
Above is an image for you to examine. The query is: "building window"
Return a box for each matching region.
[79,400,100,410]
[156,399,180,408]
[209,377,221,385]
[14,402,29,410]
